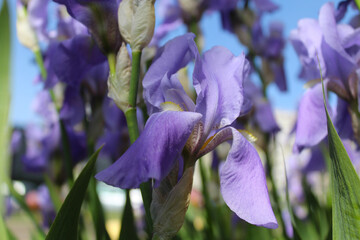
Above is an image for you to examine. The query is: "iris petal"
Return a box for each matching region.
[95,111,202,188]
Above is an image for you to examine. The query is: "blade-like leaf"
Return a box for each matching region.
[119,190,139,240]
[318,58,360,240]
[88,177,111,240]
[355,0,360,11]
[0,0,11,215]
[45,146,103,240]
[0,214,9,240]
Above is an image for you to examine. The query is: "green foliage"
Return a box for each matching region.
[355,0,360,11]
[0,214,9,240]
[45,147,103,240]
[0,0,11,215]
[319,60,360,240]
[119,190,139,240]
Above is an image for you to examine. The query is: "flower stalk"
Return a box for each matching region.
[34,47,74,185]
[126,49,154,235]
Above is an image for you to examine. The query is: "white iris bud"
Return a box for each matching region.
[108,43,132,112]
[118,0,155,51]
[16,3,38,52]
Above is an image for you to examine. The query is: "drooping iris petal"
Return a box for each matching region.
[66,127,87,163]
[270,59,287,92]
[60,86,85,126]
[54,0,122,53]
[302,145,326,173]
[219,127,277,228]
[294,83,331,153]
[95,111,202,188]
[143,33,196,114]
[319,2,356,81]
[254,100,280,133]
[334,98,353,140]
[193,46,250,135]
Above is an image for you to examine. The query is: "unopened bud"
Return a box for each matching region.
[118,0,155,51]
[151,165,194,239]
[108,43,132,112]
[16,3,38,51]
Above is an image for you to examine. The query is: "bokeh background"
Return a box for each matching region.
[7,0,346,126]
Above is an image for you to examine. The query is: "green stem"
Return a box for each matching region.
[34,48,74,185]
[108,53,116,76]
[264,134,289,240]
[125,109,140,143]
[34,49,47,79]
[107,55,140,240]
[248,53,267,97]
[198,159,216,240]
[129,51,141,108]
[60,120,74,184]
[108,51,153,237]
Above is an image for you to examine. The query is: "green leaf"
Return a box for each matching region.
[0,213,9,240]
[119,190,139,240]
[318,58,360,240]
[45,146,103,240]
[355,0,360,11]
[0,0,11,215]
[88,177,111,240]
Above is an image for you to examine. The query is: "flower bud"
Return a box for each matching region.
[16,2,38,51]
[108,43,132,112]
[151,165,194,239]
[118,0,155,51]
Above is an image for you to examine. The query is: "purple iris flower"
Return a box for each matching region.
[97,33,277,228]
[22,90,87,172]
[53,0,122,54]
[290,2,360,152]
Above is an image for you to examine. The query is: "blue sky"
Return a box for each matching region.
[6,0,344,125]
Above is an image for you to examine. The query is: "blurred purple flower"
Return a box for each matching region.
[244,79,280,133]
[48,35,107,87]
[97,33,277,228]
[53,0,122,53]
[291,2,360,152]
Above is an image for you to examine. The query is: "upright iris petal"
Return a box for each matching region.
[319,3,356,80]
[193,46,250,135]
[143,33,196,114]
